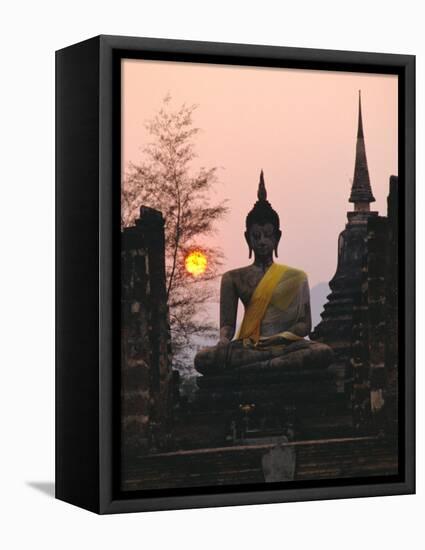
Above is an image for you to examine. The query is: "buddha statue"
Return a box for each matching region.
[194,171,334,377]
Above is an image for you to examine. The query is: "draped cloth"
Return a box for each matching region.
[237,263,307,345]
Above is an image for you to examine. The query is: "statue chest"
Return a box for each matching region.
[234,270,268,307]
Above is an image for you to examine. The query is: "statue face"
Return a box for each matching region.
[246,223,280,259]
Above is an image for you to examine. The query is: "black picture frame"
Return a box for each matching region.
[56,34,415,514]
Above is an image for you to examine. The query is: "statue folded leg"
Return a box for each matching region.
[195,338,333,376]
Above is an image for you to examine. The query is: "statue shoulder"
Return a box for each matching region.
[221,266,256,294]
[278,264,308,281]
[222,265,252,281]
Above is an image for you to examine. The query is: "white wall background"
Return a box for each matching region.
[0,1,422,548]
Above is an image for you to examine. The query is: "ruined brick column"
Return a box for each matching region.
[352,215,388,432]
[121,206,173,466]
[366,216,388,425]
[384,176,399,430]
[351,176,399,434]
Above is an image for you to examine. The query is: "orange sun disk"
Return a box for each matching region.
[185,251,208,276]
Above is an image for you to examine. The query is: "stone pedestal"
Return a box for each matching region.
[194,341,338,444]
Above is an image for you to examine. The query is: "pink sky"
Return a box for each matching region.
[122,59,398,327]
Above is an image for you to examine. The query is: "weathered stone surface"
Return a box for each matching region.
[351,178,399,432]
[121,206,173,473]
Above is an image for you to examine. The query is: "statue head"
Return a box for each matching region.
[245,171,282,259]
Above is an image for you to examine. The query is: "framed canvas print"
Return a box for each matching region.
[56,35,415,514]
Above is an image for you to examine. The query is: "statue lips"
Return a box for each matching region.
[255,244,271,257]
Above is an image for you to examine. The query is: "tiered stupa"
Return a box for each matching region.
[311,92,379,391]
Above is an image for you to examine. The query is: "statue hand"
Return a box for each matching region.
[257,335,290,348]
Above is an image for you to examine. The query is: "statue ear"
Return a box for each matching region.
[274,229,282,258]
[244,231,252,259]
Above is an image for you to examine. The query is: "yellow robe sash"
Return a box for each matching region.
[237,263,306,345]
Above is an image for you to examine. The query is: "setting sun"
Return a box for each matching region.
[185,250,208,277]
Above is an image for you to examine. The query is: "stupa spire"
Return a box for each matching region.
[349,91,375,208]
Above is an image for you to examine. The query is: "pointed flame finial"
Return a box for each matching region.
[258,169,267,201]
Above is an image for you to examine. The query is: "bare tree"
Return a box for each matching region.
[122,95,228,373]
